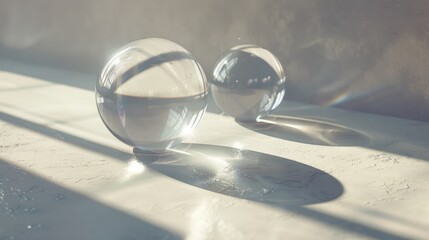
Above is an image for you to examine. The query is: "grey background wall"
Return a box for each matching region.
[1,0,429,121]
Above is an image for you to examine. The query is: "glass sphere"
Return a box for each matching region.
[211,45,286,122]
[96,38,208,152]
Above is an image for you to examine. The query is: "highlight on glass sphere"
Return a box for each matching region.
[95,38,208,153]
[211,45,286,122]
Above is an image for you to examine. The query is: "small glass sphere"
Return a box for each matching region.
[211,45,286,122]
[96,38,208,152]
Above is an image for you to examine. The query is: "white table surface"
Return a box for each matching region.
[1,59,429,240]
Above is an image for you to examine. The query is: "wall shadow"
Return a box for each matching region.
[238,115,372,146]
[0,158,180,240]
[0,59,95,91]
[0,111,130,161]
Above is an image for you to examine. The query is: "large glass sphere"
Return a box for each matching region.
[96,38,208,152]
[211,45,286,122]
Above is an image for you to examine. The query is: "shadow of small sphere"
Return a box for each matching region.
[134,144,343,207]
[239,115,372,146]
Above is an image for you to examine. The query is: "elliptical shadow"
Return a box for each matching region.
[134,144,343,207]
[238,115,372,146]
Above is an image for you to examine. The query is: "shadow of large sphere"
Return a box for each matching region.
[135,144,343,206]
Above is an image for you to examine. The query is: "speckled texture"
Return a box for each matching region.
[1,60,429,239]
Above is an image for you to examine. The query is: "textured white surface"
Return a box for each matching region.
[1,60,429,239]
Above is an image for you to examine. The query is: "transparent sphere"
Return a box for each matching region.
[96,38,208,152]
[211,45,286,122]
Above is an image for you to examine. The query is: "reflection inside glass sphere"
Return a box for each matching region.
[96,38,208,152]
[211,45,286,122]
